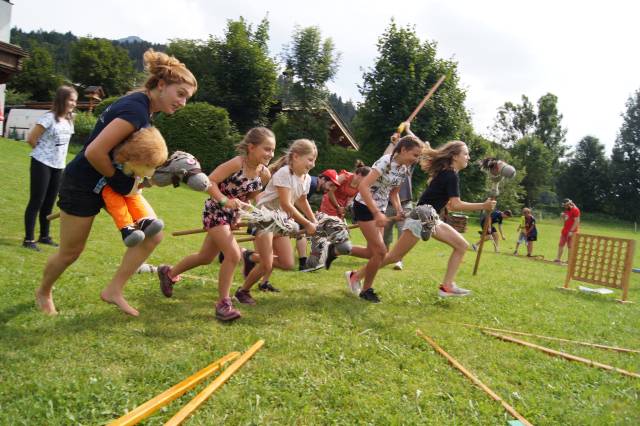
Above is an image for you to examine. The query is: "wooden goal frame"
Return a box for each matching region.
[562,233,636,303]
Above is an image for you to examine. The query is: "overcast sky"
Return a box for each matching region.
[11,0,640,153]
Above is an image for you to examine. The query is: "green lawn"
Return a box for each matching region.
[1,138,639,425]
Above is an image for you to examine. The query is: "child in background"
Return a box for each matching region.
[236,139,318,305]
[319,162,370,219]
[97,127,168,247]
[157,127,275,321]
[513,208,528,255]
[523,208,537,257]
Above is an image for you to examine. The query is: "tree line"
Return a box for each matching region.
[6,20,639,222]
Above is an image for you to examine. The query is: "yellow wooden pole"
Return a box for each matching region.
[416,330,533,426]
[452,322,640,354]
[46,211,60,221]
[484,331,640,379]
[108,351,240,426]
[164,340,264,426]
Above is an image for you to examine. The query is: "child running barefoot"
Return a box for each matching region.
[235,139,318,305]
[157,127,275,321]
[344,133,424,303]
[351,139,496,298]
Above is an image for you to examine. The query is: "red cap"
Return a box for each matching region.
[320,169,340,185]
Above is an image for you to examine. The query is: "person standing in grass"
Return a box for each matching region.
[523,208,537,257]
[157,127,275,321]
[471,209,512,253]
[343,129,423,303]
[23,85,77,251]
[349,137,496,298]
[35,50,197,316]
[513,208,528,255]
[235,139,318,305]
[554,198,580,263]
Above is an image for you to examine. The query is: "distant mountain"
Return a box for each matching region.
[116,36,144,44]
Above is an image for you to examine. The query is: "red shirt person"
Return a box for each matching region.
[554,198,580,262]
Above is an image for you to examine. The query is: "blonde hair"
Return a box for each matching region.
[142,49,198,93]
[522,207,531,215]
[114,127,168,167]
[420,140,467,177]
[236,127,275,156]
[269,138,317,174]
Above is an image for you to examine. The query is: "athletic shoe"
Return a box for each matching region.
[438,285,472,297]
[344,271,362,295]
[121,226,145,247]
[235,288,256,305]
[359,287,381,303]
[215,297,241,321]
[324,243,338,270]
[258,281,280,292]
[393,261,403,270]
[22,240,40,251]
[138,218,164,237]
[242,250,256,278]
[298,256,308,271]
[37,236,58,247]
[158,264,178,298]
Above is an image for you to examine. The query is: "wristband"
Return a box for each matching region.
[218,196,228,207]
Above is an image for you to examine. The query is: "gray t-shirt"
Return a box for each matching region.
[355,154,411,212]
[30,112,74,169]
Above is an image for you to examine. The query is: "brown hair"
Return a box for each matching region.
[353,159,370,176]
[142,49,198,93]
[269,138,317,174]
[114,127,168,167]
[420,140,467,177]
[236,127,275,156]
[51,85,78,122]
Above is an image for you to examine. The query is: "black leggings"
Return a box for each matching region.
[24,158,63,241]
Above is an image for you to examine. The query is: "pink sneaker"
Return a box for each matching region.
[158,265,180,298]
[215,297,241,321]
[235,288,257,305]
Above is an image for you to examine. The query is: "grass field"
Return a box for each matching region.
[1,138,639,425]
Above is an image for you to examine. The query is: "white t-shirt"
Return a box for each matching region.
[355,154,411,212]
[257,165,311,210]
[30,111,74,169]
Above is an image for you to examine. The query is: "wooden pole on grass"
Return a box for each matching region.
[483,331,640,379]
[107,351,240,426]
[165,340,265,426]
[416,330,533,426]
[472,202,495,275]
[453,322,640,354]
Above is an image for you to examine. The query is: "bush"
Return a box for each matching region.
[4,89,31,105]
[155,102,239,173]
[92,96,119,117]
[70,111,97,145]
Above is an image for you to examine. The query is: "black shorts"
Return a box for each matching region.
[57,173,105,217]
[353,201,376,222]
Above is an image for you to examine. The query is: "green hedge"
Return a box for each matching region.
[70,111,97,145]
[92,96,119,117]
[155,102,239,173]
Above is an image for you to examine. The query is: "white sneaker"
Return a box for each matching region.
[344,271,362,295]
[438,284,472,297]
[393,261,403,270]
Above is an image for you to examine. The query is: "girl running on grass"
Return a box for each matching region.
[235,138,318,305]
[349,134,496,299]
[35,50,197,316]
[157,127,275,321]
[343,131,423,303]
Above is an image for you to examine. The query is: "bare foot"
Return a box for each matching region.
[35,289,58,315]
[100,291,139,316]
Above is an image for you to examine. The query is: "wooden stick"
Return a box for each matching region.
[173,222,360,237]
[108,352,240,426]
[47,211,60,221]
[453,322,640,354]
[165,340,265,426]
[416,330,532,425]
[483,331,640,379]
[397,75,447,134]
[472,202,494,275]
